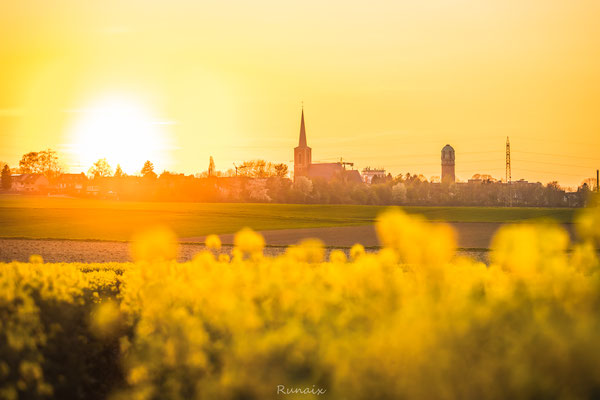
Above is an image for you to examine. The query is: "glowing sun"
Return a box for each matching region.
[69,97,172,174]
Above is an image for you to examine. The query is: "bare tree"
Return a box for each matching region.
[237,160,289,178]
[274,163,288,178]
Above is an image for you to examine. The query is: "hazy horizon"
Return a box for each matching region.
[1,0,599,188]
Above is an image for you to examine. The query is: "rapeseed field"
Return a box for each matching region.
[1,206,599,400]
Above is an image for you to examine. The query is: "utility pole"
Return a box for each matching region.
[506,137,512,206]
[597,169,599,192]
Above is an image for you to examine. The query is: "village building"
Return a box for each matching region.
[56,173,87,194]
[11,174,50,193]
[361,167,386,184]
[441,144,455,184]
[293,109,362,183]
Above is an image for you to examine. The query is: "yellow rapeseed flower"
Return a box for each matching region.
[28,255,43,264]
[329,249,347,263]
[286,239,325,263]
[90,300,122,339]
[233,227,265,257]
[130,226,179,262]
[205,234,222,250]
[350,243,365,260]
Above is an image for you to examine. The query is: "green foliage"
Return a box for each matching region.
[0,195,578,241]
[0,263,125,400]
[0,195,577,241]
[1,207,600,399]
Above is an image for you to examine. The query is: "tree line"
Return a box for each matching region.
[0,149,595,207]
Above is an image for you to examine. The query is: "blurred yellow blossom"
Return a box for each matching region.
[90,300,122,338]
[329,249,347,263]
[28,255,43,264]
[130,226,179,262]
[350,243,365,260]
[233,227,265,257]
[576,205,600,245]
[2,205,600,400]
[286,239,325,263]
[205,234,221,250]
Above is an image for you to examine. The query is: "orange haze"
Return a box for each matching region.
[1,0,599,187]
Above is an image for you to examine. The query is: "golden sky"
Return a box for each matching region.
[1,0,599,187]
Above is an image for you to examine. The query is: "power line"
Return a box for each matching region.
[512,158,597,170]
[375,160,504,169]
[515,136,600,149]
[513,150,600,162]
[512,167,592,178]
[318,150,500,161]
[455,168,504,173]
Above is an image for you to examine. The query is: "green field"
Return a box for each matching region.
[0,195,578,241]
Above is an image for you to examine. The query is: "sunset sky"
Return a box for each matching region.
[1,0,599,187]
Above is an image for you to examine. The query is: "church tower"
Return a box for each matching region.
[294,108,312,180]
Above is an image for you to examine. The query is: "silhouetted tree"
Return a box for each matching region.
[114,164,125,178]
[236,160,288,178]
[88,158,113,178]
[581,177,598,192]
[274,163,288,178]
[541,181,564,206]
[141,161,156,178]
[1,165,11,190]
[18,149,62,178]
[371,174,391,185]
[19,152,39,173]
[238,160,267,177]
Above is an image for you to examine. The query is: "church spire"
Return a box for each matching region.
[298,107,307,147]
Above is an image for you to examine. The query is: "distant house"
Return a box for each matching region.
[84,176,121,198]
[86,184,100,196]
[12,174,50,193]
[361,167,386,184]
[56,173,87,193]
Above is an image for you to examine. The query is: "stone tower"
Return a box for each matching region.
[294,108,312,180]
[441,144,455,184]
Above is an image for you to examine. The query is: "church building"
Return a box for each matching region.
[293,109,362,183]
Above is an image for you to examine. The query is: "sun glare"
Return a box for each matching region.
[68,98,171,174]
